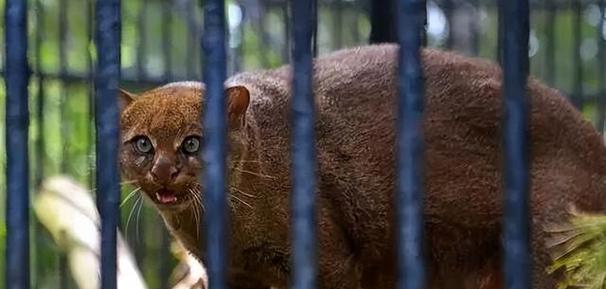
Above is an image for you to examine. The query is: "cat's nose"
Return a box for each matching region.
[151,156,179,184]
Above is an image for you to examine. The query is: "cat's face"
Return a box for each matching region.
[119,82,250,212]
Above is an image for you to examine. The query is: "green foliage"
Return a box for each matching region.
[546,208,606,289]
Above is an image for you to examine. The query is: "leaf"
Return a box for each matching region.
[546,206,606,289]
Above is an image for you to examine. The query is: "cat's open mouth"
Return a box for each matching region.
[154,189,182,205]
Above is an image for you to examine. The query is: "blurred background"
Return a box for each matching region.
[1,0,605,288]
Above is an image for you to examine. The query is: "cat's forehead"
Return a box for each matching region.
[120,85,204,141]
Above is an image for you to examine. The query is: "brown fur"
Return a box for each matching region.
[119,44,606,289]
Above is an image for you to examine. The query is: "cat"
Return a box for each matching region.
[119,43,606,289]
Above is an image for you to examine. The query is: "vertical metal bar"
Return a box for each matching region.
[186,0,197,78]
[395,1,426,289]
[59,0,69,175]
[501,1,532,289]
[5,1,30,289]
[33,1,45,286]
[497,0,505,63]
[253,13,270,68]
[290,0,317,289]
[598,0,605,133]
[94,0,122,288]
[58,56,74,289]
[87,0,95,191]
[34,0,44,196]
[136,0,148,80]
[311,0,318,57]
[283,1,291,63]
[544,0,555,85]
[333,0,343,50]
[470,0,480,56]
[201,1,228,289]
[369,0,396,43]
[443,0,453,49]
[162,0,174,81]
[573,0,584,108]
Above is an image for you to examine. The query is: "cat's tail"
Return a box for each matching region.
[544,205,606,289]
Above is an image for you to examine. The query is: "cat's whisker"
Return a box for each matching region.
[189,188,202,239]
[233,168,276,179]
[135,196,144,244]
[125,195,142,242]
[88,180,138,193]
[236,160,267,164]
[230,186,258,198]
[230,194,252,209]
[120,187,142,208]
[192,185,206,213]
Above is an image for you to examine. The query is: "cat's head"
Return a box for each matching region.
[119,81,250,212]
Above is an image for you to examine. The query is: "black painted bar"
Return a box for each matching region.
[544,0,555,85]
[501,1,532,289]
[598,0,606,133]
[186,1,197,79]
[5,0,30,289]
[87,0,95,190]
[470,0,480,55]
[369,0,396,43]
[201,1,228,289]
[33,0,45,285]
[59,0,69,173]
[136,0,148,80]
[94,0,122,288]
[311,0,318,56]
[395,1,426,289]
[443,0,453,49]
[573,0,584,109]
[162,1,174,81]
[290,0,317,289]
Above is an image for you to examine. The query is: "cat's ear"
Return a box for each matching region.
[119,88,137,113]
[226,85,250,130]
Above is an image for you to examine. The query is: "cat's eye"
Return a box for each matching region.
[181,136,200,154]
[133,136,153,154]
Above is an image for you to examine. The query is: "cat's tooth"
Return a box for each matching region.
[155,192,162,202]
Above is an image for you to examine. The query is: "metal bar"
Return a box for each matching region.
[33,1,45,286]
[395,1,426,289]
[253,5,270,68]
[59,0,69,174]
[283,1,291,62]
[333,0,343,50]
[443,0,453,49]
[163,0,174,80]
[471,0,480,55]
[544,0,555,85]
[94,0,122,288]
[136,0,148,79]
[497,0,505,63]
[201,1,228,289]
[501,1,532,289]
[312,0,318,56]
[34,0,44,195]
[290,0,317,289]
[573,0,584,108]
[598,0,606,133]
[186,0,197,78]
[87,0,95,190]
[369,0,396,43]
[5,0,31,289]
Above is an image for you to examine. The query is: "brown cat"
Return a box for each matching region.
[118,44,606,289]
